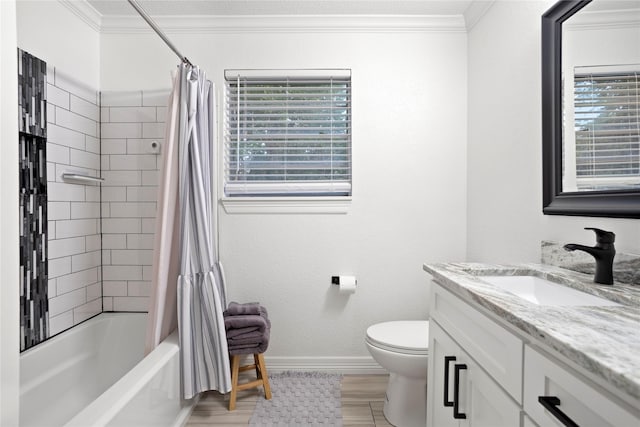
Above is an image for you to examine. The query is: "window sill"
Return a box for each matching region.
[220,196,352,214]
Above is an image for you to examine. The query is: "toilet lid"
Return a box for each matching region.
[366,321,429,355]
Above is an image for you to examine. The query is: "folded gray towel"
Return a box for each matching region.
[224,313,270,332]
[228,328,270,355]
[227,330,264,343]
[225,301,262,316]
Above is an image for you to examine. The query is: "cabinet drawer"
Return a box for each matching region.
[430,282,523,402]
[524,345,639,427]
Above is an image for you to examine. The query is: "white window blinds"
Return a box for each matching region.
[224,70,352,197]
[573,69,640,190]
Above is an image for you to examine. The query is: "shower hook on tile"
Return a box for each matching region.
[126,0,194,67]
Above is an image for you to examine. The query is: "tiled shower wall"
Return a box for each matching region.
[45,66,103,337]
[100,90,168,312]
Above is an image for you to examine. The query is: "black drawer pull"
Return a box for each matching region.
[538,396,579,427]
[443,356,456,407]
[453,363,467,419]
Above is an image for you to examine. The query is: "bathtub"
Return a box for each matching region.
[19,313,196,427]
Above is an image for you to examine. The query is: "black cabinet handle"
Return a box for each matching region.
[453,363,467,419]
[538,396,579,427]
[443,356,456,407]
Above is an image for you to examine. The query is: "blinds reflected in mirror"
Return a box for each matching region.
[573,66,640,191]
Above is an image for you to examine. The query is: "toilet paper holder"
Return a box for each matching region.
[331,276,357,285]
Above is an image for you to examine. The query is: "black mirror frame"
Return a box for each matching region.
[542,0,640,218]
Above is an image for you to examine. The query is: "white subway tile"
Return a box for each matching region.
[127,234,154,250]
[113,296,149,312]
[48,256,72,279]
[48,278,57,298]
[101,91,142,107]
[56,267,98,294]
[142,265,154,281]
[103,265,143,281]
[127,139,162,155]
[48,237,85,259]
[48,123,85,150]
[111,249,153,266]
[70,202,100,219]
[109,202,157,218]
[85,234,101,252]
[70,94,99,121]
[47,83,70,109]
[142,90,170,106]
[46,64,55,85]
[86,283,102,301]
[103,234,127,249]
[126,186,158,202]
[73,298,101,323]
[56,107,97,137]
[47,162,56,182]
[142,122,165,138]
[48,221,56,239]
[101,202,110,218]
[141,170,159,186]
[71,250,101,272]
[103,281,127,296]
[101,186,126,202]
[156,107,167,122]
[50,287,87,318]
[141,219,156,234]
[48,202,70,220]
[102,218,141,234]
[102,139,126,155]
[70,149,100,170]
[47,102,56,124]
[55,219,97,239]
[101,170,141,186]
[108,154,157,171]
[128,281,152,297]
[85,186,101,202]
[110,106,157,123]
[101,155,110,170]
[102,249,111,265]
[49,311,74,336]
[101,107,110,123]
[85,136,100,154]
[47,143,70,165]
[48,182,86,202]
[103,297,113,311]
[55,71,97,104]
[101,123,142,139]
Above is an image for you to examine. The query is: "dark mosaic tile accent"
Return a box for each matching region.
[18,49,49,351]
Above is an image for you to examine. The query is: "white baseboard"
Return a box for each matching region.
[262,356,387,375]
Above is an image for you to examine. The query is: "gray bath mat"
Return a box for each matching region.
[249,371,343,426]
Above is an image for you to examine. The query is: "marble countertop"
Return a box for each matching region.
[423,262,640,404]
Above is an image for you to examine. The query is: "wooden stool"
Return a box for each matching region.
[229,353,272,411]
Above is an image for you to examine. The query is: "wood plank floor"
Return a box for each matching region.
[186,374,393,426]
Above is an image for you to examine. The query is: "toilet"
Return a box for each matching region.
[365,320,429,427]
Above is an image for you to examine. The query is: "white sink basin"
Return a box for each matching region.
[480,275,621,307]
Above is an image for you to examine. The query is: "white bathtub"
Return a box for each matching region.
[20,313,196,427]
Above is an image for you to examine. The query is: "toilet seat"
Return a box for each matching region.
[366,321,429,356]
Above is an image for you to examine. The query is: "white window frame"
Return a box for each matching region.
[221,69,352,214]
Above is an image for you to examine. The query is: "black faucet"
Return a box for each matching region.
[563,227,616,285]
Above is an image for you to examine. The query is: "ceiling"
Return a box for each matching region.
[86,0,478,17]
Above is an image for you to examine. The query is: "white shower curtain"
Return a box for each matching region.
[146,63,231,399]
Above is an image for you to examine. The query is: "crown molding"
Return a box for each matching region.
[58,0,102,32]
[564,8,640,31]
[99,14,466,34]
[463,0,494,32]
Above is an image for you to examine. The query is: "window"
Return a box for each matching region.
[572,67,640,190]
[224,70,352,198]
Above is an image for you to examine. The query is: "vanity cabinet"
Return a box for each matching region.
[427,280,640,427]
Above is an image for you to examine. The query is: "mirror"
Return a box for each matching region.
[542,0,640,218]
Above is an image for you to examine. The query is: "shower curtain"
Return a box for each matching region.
[146,63,231,399]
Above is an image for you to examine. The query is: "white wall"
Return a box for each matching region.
[466,0,640,263]
[101,25,468,360]
[1,0,20,424]
[16,0,100,89]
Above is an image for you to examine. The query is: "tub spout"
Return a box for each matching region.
[563,228,615,285]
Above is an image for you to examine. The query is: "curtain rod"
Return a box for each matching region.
[126,0,193,67]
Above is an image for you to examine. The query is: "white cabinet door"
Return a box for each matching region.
[428,321,521,427]
[428,320,462,427]
[524,345,639,427]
